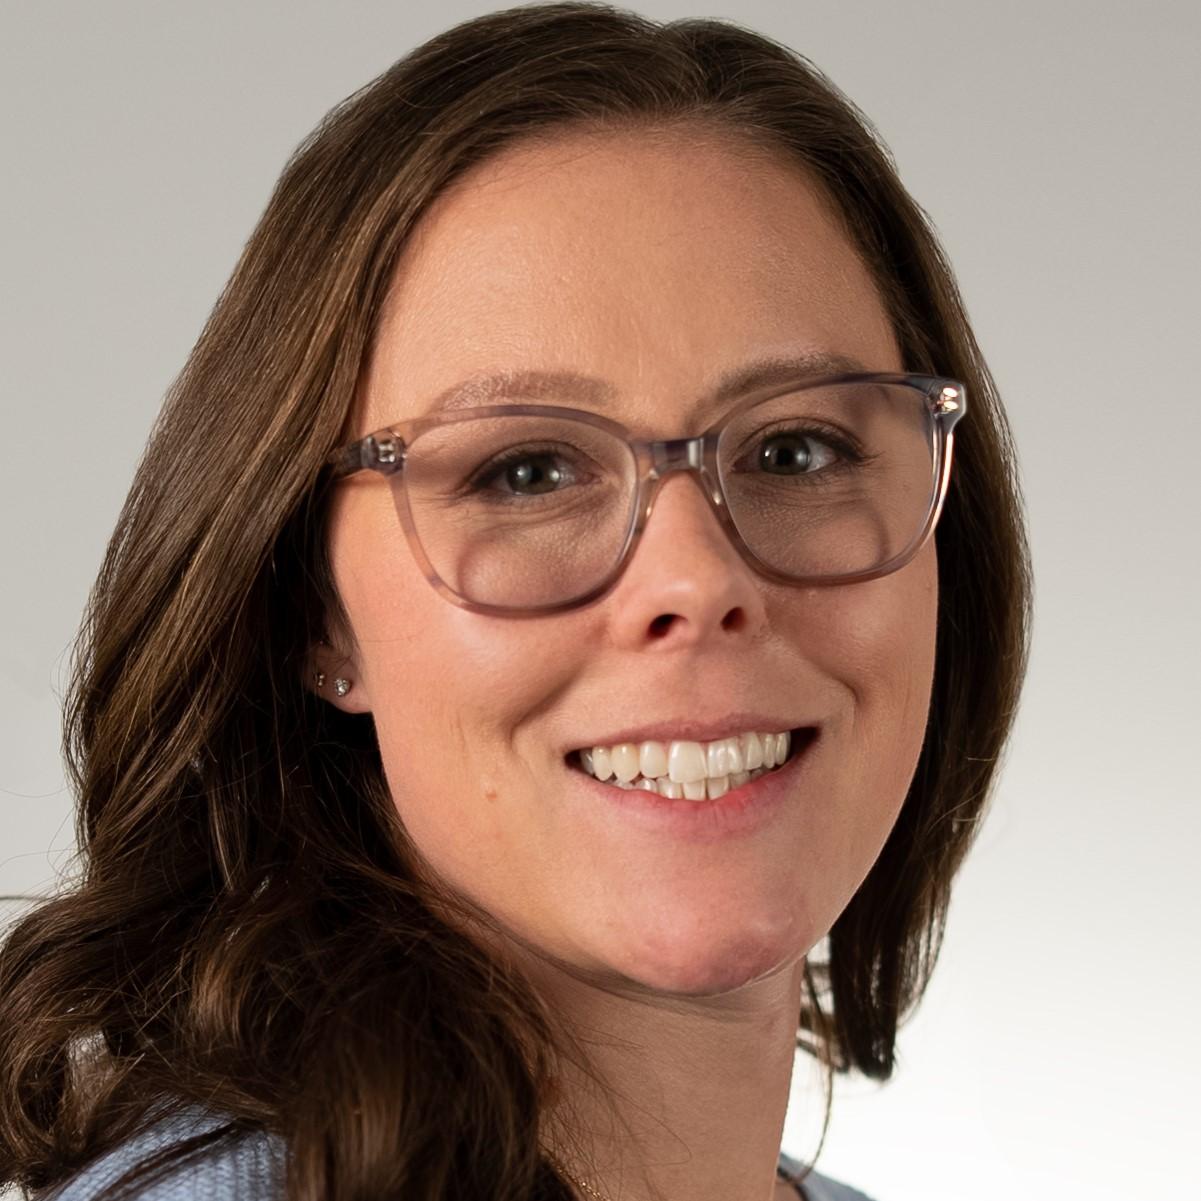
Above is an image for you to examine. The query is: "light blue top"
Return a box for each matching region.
[39,1105,876,1201]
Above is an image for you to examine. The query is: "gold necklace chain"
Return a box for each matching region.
[545,1153,607,1200]
[549,1155,798,1201]
[556,1164,610,1200]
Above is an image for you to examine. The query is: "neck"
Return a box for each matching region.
[526,950,807,1201]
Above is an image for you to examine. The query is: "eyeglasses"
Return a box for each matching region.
[327,371,966,616]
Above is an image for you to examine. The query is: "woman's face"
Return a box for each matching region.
[320,130,937,996]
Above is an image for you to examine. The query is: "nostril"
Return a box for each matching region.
[648,613,676,637]
[647,606,744,638]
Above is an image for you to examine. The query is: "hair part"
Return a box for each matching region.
[0,4,1030,1199]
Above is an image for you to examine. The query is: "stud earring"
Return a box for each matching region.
[334,678,352,698]
[314,670,326,689]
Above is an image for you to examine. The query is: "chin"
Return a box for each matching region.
[605,907,816,998]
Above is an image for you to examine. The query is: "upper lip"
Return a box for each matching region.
[566,712,818,754]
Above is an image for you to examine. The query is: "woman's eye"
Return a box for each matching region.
[474,451,575,496]
[754,431,840,475]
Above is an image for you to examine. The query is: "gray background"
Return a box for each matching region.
[2,2,1197,1198]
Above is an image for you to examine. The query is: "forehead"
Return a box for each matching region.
[358,126,900,433]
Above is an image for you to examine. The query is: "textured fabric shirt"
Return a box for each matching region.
[39,1105,876,1201]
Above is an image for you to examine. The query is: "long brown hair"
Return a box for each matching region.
[0,4,1031,1199]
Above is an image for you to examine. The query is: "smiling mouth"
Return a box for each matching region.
[565,727,817,801]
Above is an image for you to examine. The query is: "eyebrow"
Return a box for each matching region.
[421,350,872,418]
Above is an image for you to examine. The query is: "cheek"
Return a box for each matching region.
[797,544,938,866]
[327,490,582,873]
[824,541,938,726]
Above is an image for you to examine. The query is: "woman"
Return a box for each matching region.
[0,4,1030,1200]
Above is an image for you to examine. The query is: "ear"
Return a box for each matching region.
[305,639,373,715]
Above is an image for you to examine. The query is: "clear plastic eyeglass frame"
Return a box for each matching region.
[325,371,967,617]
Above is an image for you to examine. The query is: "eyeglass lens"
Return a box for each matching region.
[394,380,939,609]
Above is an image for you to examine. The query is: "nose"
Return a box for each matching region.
[603,464,770,649]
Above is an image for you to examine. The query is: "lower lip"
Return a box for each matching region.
[566,730,818,844]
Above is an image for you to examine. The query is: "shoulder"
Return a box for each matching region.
[38,1105,286,1201]
[44,1120,872,1201]
[779,1149,878,1201]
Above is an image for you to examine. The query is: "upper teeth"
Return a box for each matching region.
[579,730,791,785]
